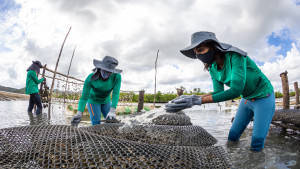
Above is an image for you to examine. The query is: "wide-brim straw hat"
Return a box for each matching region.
[93,56,122,73]
[180,31,247,59]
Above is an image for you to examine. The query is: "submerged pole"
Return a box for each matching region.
[138,90,145,112]
[280,71,289,109]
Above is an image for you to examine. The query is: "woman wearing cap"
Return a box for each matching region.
[71,56,122,126]
[26,61,45,115]
[166,31,275,152]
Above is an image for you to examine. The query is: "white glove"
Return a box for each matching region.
[105,107,116,120]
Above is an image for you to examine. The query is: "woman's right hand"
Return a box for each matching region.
[71,111,83,127]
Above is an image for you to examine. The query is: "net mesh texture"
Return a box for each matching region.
[0,125,231,168]
[81,123,217,146]
[273,109,300,127]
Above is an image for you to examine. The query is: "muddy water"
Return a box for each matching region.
[0,100,299,168]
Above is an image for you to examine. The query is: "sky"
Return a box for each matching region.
[1,0,300,94]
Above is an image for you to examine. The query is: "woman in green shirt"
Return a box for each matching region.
[26,61,44,115]
[166,31,275,151]
[71,56,122,127]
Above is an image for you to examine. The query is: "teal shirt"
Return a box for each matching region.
[209,52,273,102]
[25,70,44,94]
[77,73,121,112]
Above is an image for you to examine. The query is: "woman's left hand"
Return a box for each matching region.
[105,107,116,120]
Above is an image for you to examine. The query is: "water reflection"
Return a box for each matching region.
[27,111,49,125]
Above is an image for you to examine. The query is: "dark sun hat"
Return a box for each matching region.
[180,31,247,59]
[27,60,43,73]
[93,56,122,73]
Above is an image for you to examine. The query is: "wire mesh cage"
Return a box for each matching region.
[152,113,193,126]
[81,123,217,146]
[0,125,231,168]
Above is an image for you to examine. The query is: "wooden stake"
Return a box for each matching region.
[49,27,72,104]
[138,90,145,112]
[154,49,159,107]
[64,46,76,104]
[280,71,289,109]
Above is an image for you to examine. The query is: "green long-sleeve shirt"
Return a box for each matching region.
[209,52,273,102]
[25,70,44,94]
[77,73,121,112]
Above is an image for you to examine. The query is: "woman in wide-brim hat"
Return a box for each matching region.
[166,31,275,152]
[26,60,45,115]
[71,56,122,126]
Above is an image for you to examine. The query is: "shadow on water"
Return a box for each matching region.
[0,100,300,168]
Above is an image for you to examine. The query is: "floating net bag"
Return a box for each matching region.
[81,123,217,146]
[152,113,192,126]
[272,109,300,121]
[0,125,230,168]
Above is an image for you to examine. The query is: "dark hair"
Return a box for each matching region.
[199,41,225,71]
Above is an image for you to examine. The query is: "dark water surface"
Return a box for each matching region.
[0,100,299,169]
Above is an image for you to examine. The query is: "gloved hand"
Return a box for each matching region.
[71,111,83,127]
[165,95,202,112]
[105,107,116,120]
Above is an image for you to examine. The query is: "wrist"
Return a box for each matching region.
[193,96,202,105]
[110,107,116,113]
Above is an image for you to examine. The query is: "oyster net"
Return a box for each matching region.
[0,125,230,168]
[152,114,192,126]
[273,109,300,127]
[81,123,217,146]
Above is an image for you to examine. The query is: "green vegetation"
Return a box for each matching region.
[144,106,150,111]
[119,88,208,103]
[0,85,25,94]
[52,91,81,100]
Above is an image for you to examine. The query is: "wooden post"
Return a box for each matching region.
[39,64,47,94]
[280,71,289,109]
[137,90,145,112]
[154,49,159,107]
[49,27,72,104]
[64,46,76,104]
[294,82,299,109]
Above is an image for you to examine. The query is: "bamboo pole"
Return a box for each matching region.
[154,49,159,107]
[42,67,84,82]
[49,27,72,104]
[41,74,82,85]
[280,71,289,109]
[64,47,76,104]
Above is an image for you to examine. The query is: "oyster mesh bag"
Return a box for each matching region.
[81,123,217,146]
[0,125,230,168]
[273,109,300,126]
[151,114,193,126]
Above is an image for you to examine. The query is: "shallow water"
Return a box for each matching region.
[0,100,299,169]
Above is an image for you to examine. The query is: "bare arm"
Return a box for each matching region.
[201,93,214,104]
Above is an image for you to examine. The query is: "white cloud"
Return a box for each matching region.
[260,43,300,92]
[0,0,300,94]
